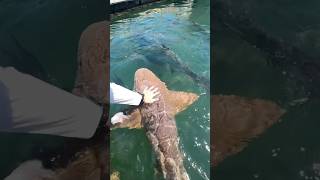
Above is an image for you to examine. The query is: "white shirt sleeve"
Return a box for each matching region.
[110,82,142,106]
[0,67,102,139]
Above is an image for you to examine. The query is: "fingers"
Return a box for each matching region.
[153,90,160,97]
[142,85,161,103]
[152,97,160,102]
[149,86,157,92]
[144,86,157,92]
[151,88,159,95]
[144,86,159,94]
[144,86,152,91]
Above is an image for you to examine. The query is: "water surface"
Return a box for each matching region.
[213,1,320,179]
[110,0,210,179]
[0,1,105,178]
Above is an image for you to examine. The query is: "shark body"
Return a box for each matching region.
[133,68,198,180]
[4,16,288,179]
[113,68,199,179]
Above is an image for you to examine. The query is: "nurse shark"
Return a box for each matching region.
[131,68,198,180]
[5,21,109,180]
[112,70,286,175]
[63,20,285,179]
[111,67,200,180]
[4,21,198,180]
[114,94,286,169]
[5,19,286,180]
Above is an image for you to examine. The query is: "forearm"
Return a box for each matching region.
[0,67,102,139]
[110,82,143,105]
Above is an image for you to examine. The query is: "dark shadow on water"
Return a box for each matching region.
[213,0,320,179]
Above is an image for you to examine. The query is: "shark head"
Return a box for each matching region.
[135,68,199,116]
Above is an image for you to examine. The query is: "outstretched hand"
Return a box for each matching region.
[143,86,160,104]
[111,112,129,124]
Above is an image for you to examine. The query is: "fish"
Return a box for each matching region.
[67,20,110,180]
[114,93,286,170]
[146,44,210,92]
[5,146,107,180]
[129,35,210,92]
[5,94,285,179]
[6,65,198,180]
[5,18,199,180]
[5,21,110,180]
[211,95,285,167]
[72,21,109,105]
[112,68,199,180]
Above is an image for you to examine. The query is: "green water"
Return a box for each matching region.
[110,0,210,179]
[213,1,320,179]
[0,1,105,178]
[0,0,105,91]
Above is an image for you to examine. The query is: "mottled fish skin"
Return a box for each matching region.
[141,95,189,180]
[212,95,286,167]
[134,68,198,180]
[73,21,109,104]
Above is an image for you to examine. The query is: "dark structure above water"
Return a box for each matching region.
[111,0,160,13]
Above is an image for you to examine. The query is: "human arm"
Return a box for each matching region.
[109,82,159,124]
[0,67,103,139]
[110,82,159,105]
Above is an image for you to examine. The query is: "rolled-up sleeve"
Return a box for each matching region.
[0,67,102,139]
